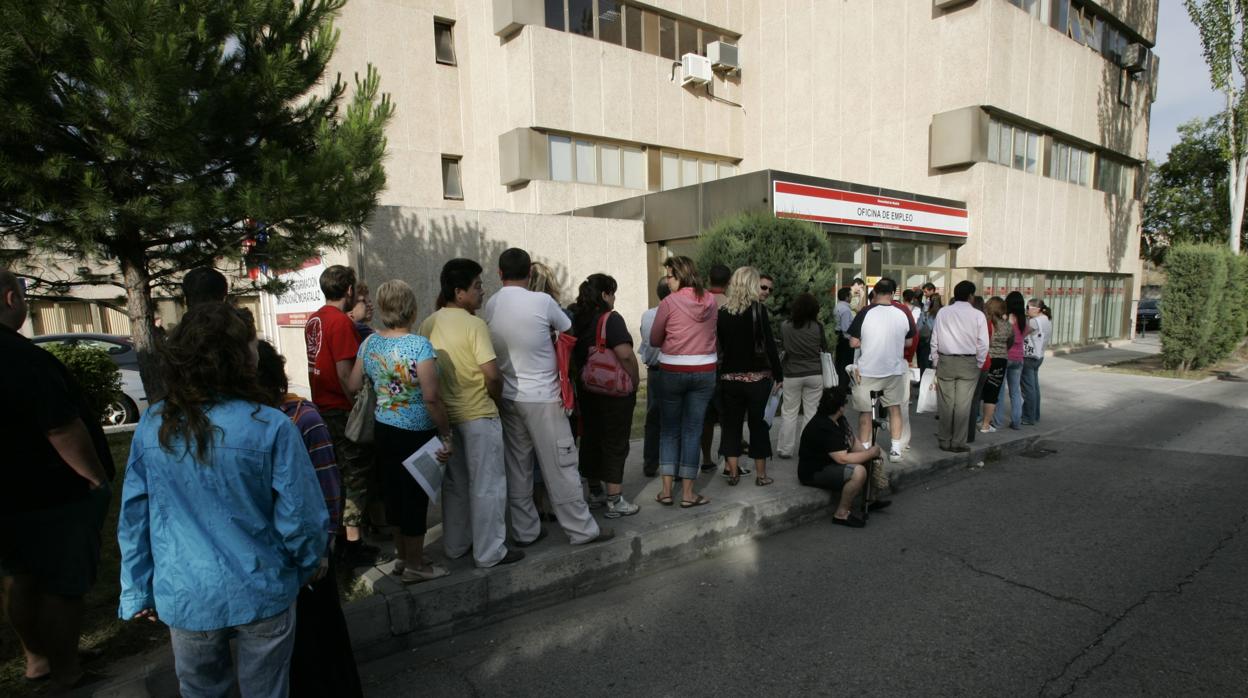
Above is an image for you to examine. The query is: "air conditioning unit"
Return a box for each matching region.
[681,53,712,86]
[707,41,740,71]
[1122,42,1148,73]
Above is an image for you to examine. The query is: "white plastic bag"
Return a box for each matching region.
[763,392,781,426]
[820,351,837,388]
[915,368,938,414]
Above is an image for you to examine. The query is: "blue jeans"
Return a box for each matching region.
[643,367,663,466]
[658,370,716,480]
[992,360,1024,429]
[169,604,297,698]
[1021,357,1043,423]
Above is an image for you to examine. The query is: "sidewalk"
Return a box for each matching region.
[87,337,1187,697]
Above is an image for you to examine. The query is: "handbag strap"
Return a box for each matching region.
[595,312,610,350]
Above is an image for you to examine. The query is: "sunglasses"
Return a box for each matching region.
[760,285,773,292]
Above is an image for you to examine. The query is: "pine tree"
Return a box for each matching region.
[0,0,394,393]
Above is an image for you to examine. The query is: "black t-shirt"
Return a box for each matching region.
[797,414,854,482]
[573,310,633,370]
[0,325,115,513]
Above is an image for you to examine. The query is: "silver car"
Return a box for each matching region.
[31,333,150,425]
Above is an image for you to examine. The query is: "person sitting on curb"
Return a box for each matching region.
[797,388,887,528]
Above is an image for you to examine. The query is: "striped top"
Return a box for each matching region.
[280,395,343,538]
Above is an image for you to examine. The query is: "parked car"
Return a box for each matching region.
[1136,299,1161,331]
[31,333,149,425]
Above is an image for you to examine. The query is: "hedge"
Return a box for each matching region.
[695,212,839,329]
[43,343,123,419]
[1160,244,1248,370]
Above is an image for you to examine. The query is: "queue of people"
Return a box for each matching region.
[0,250,1056,695]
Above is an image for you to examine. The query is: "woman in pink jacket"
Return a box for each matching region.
[649,256,718,508]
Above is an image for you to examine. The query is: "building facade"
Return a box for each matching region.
[328,0,1157,346]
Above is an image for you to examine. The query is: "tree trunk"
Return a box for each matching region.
[120,254,166,402]
[1232,154,1248,254]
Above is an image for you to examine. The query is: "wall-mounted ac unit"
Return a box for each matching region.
[681,53,712,86]
[1122,43,1148,73]
[707,41,740,71]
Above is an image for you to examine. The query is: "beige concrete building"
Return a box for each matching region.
[330,0,1157,347]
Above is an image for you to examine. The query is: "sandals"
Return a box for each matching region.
[655,493,674,506]
[401,564,450,585]
[727,471,741,486]
[755,476,774,487]
[721,465,751,478]
[680,494,711,508]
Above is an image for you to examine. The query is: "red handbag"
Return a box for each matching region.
[555,331,577,410]
[580,312,634,397]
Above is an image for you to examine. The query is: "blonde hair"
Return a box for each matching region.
[528,262,561,304]
[983,296,1006,320]
[663,255,704,298]
[723,266,761,314]
[376,279,417,329]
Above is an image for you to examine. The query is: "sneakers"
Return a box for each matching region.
[979,425,997,434]
[586,490,608,509]
[605,494,640,519]
[588,527,616,544]
[889,445,903,462]
[497,549,526,566]
[514,527,548,548]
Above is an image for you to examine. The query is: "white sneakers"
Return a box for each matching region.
[605,494,640,518]
[889,444,903,462]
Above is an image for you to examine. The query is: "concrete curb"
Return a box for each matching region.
[85,429,1054,696]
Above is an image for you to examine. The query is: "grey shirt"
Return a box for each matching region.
[834,300,854,336]
[779,320,826,378]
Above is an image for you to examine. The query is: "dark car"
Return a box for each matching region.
[31,333,148,425]
[1136,299,1161,330]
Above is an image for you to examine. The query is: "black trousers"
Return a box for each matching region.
[375,422,435,537]
[835,336,855,390]
[718,378,774,459]
[290,558,363,698]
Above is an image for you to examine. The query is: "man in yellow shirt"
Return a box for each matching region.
[418,259,523,568]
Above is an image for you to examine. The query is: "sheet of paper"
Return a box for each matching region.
[401,436,445,503]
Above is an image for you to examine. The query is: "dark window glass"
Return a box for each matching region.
[568,0,594,37]
[659,15,675,59]
[545,0,565,30]
[678,21,696,56]
[699,30,721,56]
[625,5,642,50]
[599,0,622,44]
[434,21,455,65]
[1050,0,1069,33]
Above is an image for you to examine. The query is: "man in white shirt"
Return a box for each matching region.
[847,278,915,464]
[483,248,608,548]
[638,277,671,477]
[929,280,990,452]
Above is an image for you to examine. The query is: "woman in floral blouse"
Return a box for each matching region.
[348,280,452,584]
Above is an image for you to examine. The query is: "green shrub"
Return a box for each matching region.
[696,212,838,330]
[1160,243,1247,370]
[43,343,122,418]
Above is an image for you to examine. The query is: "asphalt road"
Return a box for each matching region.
[360,376,1248,697]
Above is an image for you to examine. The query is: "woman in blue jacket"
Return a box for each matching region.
[117,303,329,698]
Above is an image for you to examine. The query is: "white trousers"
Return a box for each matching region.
[776,374,823,456]
[501,400,600,545]
[441,417,509,567]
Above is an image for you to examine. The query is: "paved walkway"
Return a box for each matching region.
[90,336,1206,697]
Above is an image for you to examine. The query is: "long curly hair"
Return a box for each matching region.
[157,303,271,462]
[723,266,761,315]
[569,273,617,337]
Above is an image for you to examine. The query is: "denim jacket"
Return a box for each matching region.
[118,400,329,631]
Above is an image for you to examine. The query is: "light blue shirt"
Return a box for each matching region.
[118,400,329,631]
[359,333,438,431]
[834,300,855,335]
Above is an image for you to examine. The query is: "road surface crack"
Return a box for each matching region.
[938,551,1111,618]
[1038,512,1248,697]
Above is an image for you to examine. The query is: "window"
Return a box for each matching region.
[1007,0,1040,19]
[700,160,717,184]
[600,144,621,186]
[718,162,737,179]
[1047,140,1092,186]
[678,21,697,56]
[547,134,649,188]
[624,5,642,50]
[545,0,565,30]
[622,147,646,189]
[987,118,1039,173]
[568,0,594,36]
[658,15,675,59]
[658,149,738,189]
[680,156,698,188]
[434,20,456,65]
[598,0,622,44]
[441,156,463,200]
[660,152,679,190]
[549,135,573,181]
[1096,157,1136,198]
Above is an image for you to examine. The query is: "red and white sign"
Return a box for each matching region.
[273,258,325,326]
[773,181,969,238]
